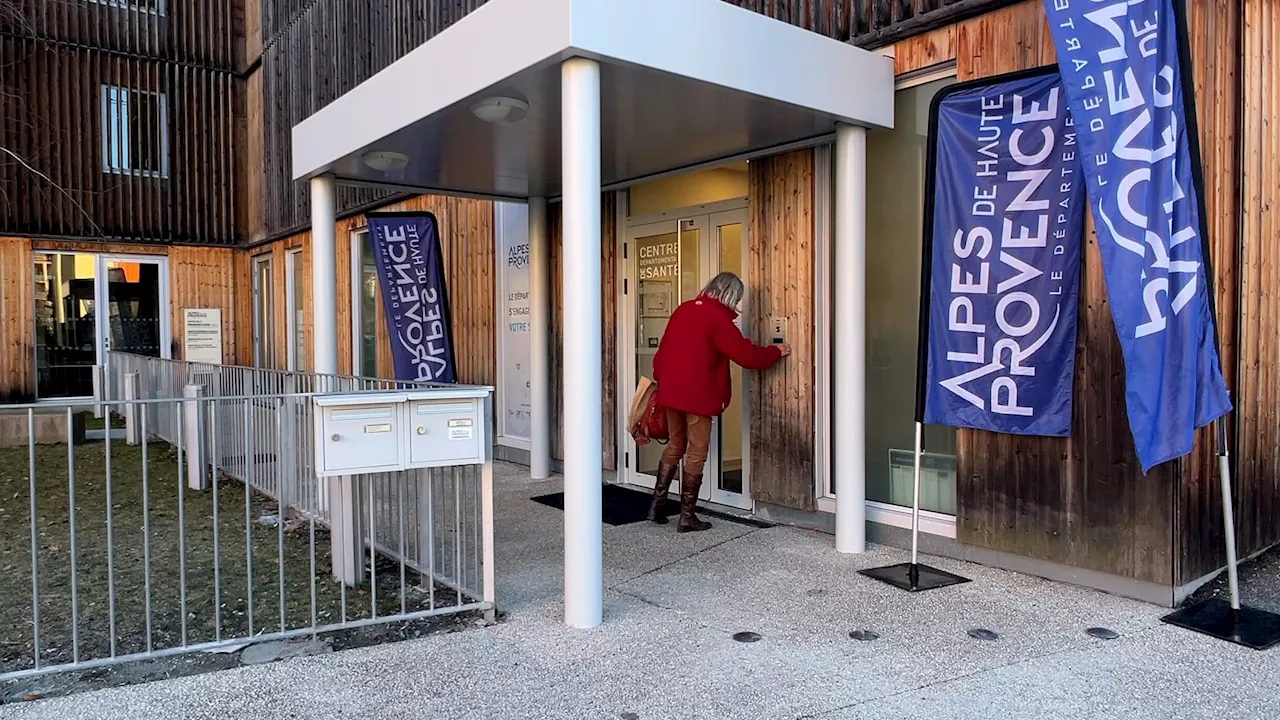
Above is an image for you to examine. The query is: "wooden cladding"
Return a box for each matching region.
[1237,0,1280,566]
[747,151,816,511]
[548,194,618,471]
[259,0,489,239]
[719,0,1022,47]
[1,0,241,69]
[0,237,35,401]
[0,1,243,245]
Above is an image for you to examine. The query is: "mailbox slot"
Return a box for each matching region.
[407,399,484,467]
[314,393,407,476]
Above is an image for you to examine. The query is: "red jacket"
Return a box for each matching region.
[653,296,783,417]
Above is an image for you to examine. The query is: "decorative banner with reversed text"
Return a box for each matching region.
[365,212,458,384]
[1043,0,1231,472]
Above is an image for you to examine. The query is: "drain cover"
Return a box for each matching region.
[967,628,1000,641]
[1086,627,1120,640]
[849,630,880,642]
[732,631,763,643]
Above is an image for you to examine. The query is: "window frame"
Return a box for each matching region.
[87,0,166,16]
[100,84,169,179]
[251,253,275,369]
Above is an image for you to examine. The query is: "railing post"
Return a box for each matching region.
[184,384,208,491]
[481,394,497,620]
[329,475,363,587]
[124,372,140,445]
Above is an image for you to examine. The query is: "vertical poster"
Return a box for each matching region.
[496,202,532,446]
[922,69,1087,437]
[365,212,458,384]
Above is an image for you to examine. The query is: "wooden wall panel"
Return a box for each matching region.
[169,246,238,364]
[747,150,815,511]
[1237,0,1280,564]
[548,194,618,472]
[1177,0,1243,584]
[0,237,35,401]
[0,1,241,245]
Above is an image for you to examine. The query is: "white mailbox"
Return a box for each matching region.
[405,388,490,468]
[313,392,408,477]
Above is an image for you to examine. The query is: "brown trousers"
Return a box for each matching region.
[661,410,713,476]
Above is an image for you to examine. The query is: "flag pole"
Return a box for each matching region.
[858,82,969,593]
[1158,0,1279,650]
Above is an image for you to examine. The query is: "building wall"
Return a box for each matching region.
[0,0,245,245]
[0,237,34,401]
[1236,0,1280,566]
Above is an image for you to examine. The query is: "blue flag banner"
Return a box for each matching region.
[365,213,458,384]
[923,70,1087,437]
[1043,0,1231,472]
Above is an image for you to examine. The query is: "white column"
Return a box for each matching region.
[561,57,603,629]
[834,123,867,555]
[310,174,338,376]
[529,196,552,480]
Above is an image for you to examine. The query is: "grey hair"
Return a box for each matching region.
[700,271,745,308]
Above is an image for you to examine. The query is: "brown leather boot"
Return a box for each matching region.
[647,462,680,524]
[676,472,712,533]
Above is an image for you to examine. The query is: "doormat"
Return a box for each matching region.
[530,484,772,529]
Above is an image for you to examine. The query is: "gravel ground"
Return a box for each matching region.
[1188,544,1280,614]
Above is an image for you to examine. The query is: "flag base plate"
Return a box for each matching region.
[1161,598,1280,650]
[858,562,971,592]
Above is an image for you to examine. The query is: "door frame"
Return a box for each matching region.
[32,251,171,401]
[615,196,753,510]
[96,253,172,364]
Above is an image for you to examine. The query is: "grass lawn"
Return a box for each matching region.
[0,436,457,675]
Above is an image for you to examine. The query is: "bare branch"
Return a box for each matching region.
[0,145,102,236]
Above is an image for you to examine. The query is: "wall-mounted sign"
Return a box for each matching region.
[183,308,223,364]
[495,202,532,448]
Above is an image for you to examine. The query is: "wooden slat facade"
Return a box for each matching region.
[548,195,619,471]
[0,236,34,401]
[748,151,816,511]
[0,0,243,245]
[1237,0,1280,565]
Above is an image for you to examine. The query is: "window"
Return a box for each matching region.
[88,0,166,15]
[350,230,380,377]
[101,85,168,178]
[252,255,275,368]
[861,73,959,515]
[286,248,305,371]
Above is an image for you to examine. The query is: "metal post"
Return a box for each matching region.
[184,384,206,491]
[561,56,604,629]
[124,372,140,445]
[834,123,868,554]
[1217,425,1241,611]
[311,173,338,375]
[910,421,923,566]
[529,196,552,480]
[481,395,497,620]
[329,475,363,587]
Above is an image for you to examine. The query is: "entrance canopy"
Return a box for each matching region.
[295,0,893,631]
[291,0,894,199]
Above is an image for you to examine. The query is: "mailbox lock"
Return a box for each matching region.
[416,427,426,436]
[331,433,341,442]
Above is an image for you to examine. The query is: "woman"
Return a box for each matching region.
[649,271,790,532]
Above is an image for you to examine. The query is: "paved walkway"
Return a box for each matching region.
[3,464,1278,719]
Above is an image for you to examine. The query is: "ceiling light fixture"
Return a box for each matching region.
[362,150,409,172]
[471,95,530,125]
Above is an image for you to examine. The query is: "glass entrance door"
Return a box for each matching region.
[622,207,752,510]
[33,252,170,399]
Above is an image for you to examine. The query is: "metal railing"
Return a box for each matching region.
[0,355,495,681]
